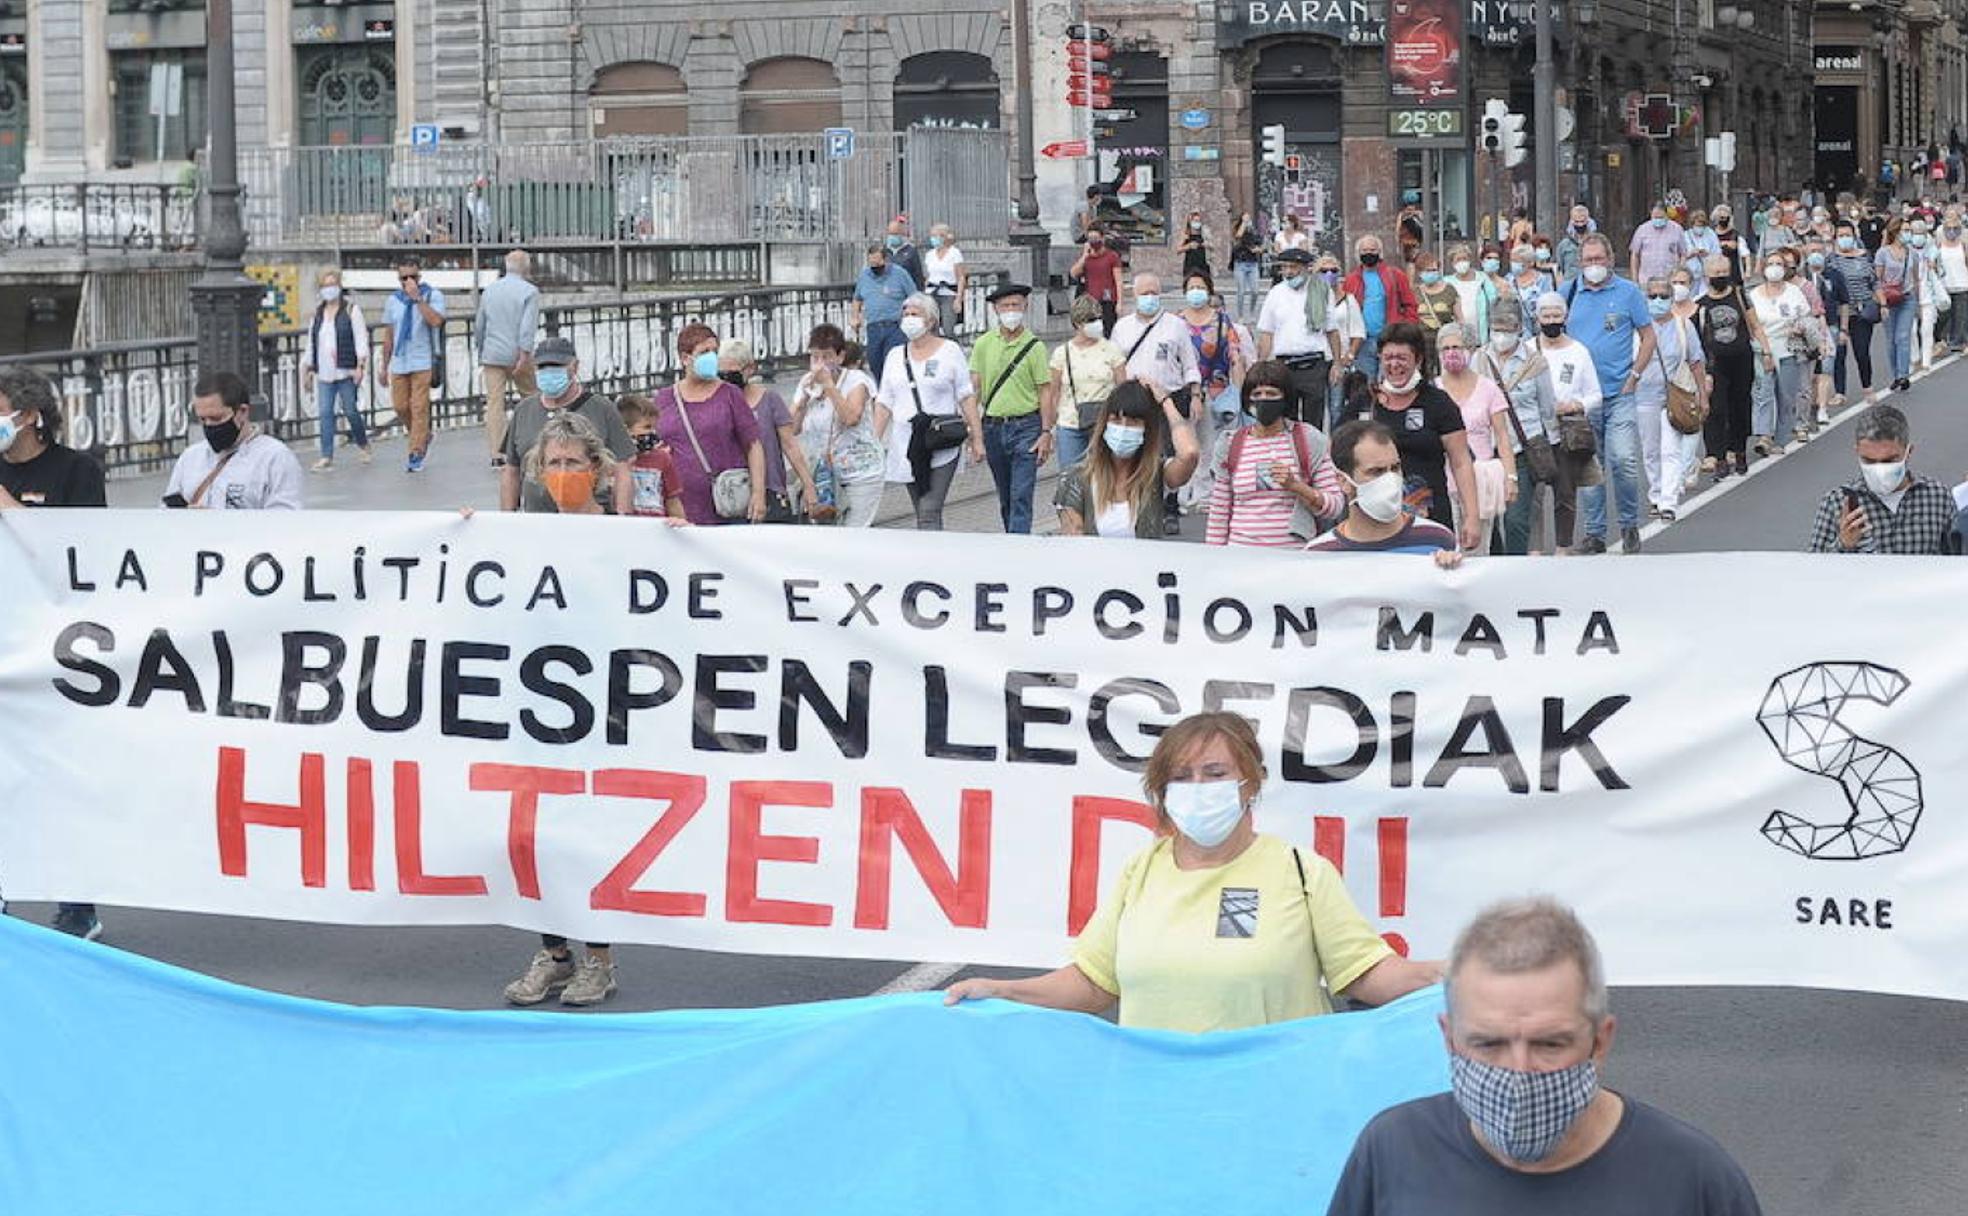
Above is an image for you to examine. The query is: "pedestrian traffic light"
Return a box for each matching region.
[1261,124,1287,168]
[1501,111,1528,168]
[1480,99,1508,155]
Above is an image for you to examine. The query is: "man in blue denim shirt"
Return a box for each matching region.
[379,255,448,473]
[852,243,919,390]
[1563,234,1656,554]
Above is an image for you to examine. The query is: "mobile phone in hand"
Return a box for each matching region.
[162,492,189,509]
[1843,489,1860,514]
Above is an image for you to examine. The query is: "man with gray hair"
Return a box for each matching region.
[1807,403,1957,554]
[1326,897,1762,1214]
[475,249,540,466]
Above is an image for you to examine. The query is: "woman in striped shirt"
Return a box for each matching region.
[1824,219,1878,406]
[1205,360,1347,547]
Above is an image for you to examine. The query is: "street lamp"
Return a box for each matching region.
[1007,0,1050,296]
[188,0,265,402]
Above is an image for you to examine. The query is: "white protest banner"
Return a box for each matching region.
[2,512,1965,1001]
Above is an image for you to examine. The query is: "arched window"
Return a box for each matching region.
[591,61,688,138]
[893,51,999,130]
[739,57,841,135]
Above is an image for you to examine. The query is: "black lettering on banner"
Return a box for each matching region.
[688,572,723,620]
[1006,671,1079,766]
[194,551,224,596]
[115,550,148,593]
[1517,608,1559,655]
[1423,697,1530,793]
[1541,696,1631,791]
[441,641,512,741]
[1204,598,1254,644]
[213,631,272,720]
[129,628,206,713]
[1272,605,1318,649]
[903,581,954,629]
[1159,572,1181,644]
[51,621,119,706]
[465,562,506,608]
[1795,897,1895,929]
[1283,687,1376,783]
[1389,691,1417,788]
[1454,614,1507,660]
[974,583,1009,634]
[1378,609,1434,652]
[1203,680,1275,724]
[693,654,769,753]
[519,645,596,744]
[606,649,683,745]
[525,566,568,612]
[924,665,998,761]
[1577,610,1620,656]
[840,582,883,627]
[67,547,97,592]
[1087,677,1180,769]
[243,553,284,597]
[1094,589,1145,640]
[381,556,418,600]
[1756,662,1923,860]
[1032,586,1074,635]
[357,638,426,732]
[780,660,872,758]
[628,570,670,615]
[301,557,335,603]
[276,631,347,725]
[783,579,821,624]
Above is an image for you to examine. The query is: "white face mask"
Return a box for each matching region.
[1453,260,1472,276]
[1671,283,1691,302]
[319,285,342,302]
[1082,321,1105,340]
[998,310,1025,331]
[1381,370,1423,395]
[1492,332,1520,353]
[900,315,929,340]
[1763,264,1787,283]
[1861,460,1907,496]
[1162,780,1247,849]
[1350,470,1407,523]
[1582,264,1611,285]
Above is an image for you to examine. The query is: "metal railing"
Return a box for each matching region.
[0,183,201,251]
[238,129,1011,249]
[0,273,1003,478]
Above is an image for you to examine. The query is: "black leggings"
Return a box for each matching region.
[542,935,609,952]
[1839,317,1875,392]
[1705,350,1755,459]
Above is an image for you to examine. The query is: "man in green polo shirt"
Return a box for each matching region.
[970,283,1056,534]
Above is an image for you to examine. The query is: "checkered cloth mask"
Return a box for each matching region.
[1449,1054,1599,1163]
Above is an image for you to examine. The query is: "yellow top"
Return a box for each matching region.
[1071,834,1394,1033]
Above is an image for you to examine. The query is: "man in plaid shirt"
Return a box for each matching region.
[1808,405,1957,554]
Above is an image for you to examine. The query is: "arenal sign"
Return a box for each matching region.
[1216,1,1559,49]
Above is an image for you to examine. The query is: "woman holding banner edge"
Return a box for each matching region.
[945,712,1442,1033]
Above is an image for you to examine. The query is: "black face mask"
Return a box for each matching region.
[633,433,659,455]
[1539,322,1566,339]
[1359,252,1381,268]
[718,371,748,389]
[1250,396,1289,425]
[203,417,242,451]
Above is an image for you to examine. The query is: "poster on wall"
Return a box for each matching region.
[1386,0,1463,108]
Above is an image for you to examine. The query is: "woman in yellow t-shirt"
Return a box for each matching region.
[945,712,1442,1033]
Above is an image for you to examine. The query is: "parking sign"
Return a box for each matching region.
[824,128,855,159]
[411,123,441,154]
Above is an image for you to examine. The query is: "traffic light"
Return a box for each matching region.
[1480,99,1507,155]
[1501,111,1528,168]
[1261,124,1287,168]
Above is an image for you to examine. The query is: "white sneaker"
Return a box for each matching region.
[1816,409,1830,426]
[309,458,333,473]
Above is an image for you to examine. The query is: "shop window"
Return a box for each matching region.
[111,49,208,164]
[1397,148,1472,250]
[1095,51,1170,246]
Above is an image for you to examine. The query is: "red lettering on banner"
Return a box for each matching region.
[1313,816,1346,872]
[852,788,993,931]
[347,757,376,892]
[1378,818,1409,917]
[215,746,327,888]
[727,781,834,927]
[469,763,587,900]
[588,769,710,917]
[1066,795,1159,935]
[392,760,488,896]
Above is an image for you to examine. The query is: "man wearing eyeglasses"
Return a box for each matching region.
[379,255,448,474]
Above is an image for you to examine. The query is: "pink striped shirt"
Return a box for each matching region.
[1205,426,1347,547]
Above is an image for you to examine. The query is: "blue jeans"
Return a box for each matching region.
[1234,261,1263,321]
[983,412,1042,534]
[1054,420,1094,473]
[1751,355,1805,447]
[1355,336,1382,384]
[1885,301,1915,380]
[316,377,367,459]
[865,320,903,385]
[1578,390,1643,538]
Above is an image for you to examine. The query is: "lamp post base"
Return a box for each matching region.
[190,271,265,406]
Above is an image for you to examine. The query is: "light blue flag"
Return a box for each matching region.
[0,915,1450,1214]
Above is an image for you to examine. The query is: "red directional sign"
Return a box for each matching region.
[1041,140,1091,160]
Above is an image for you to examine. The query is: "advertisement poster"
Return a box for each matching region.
[1386,0,1463,107]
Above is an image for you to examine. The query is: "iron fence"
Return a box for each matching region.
[0,273,1003,478]
[0,183,200,251]
[238,130,1011,250]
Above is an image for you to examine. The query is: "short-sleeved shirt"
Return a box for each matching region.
[1050,339,1128,430]
[1257,280,1342,359]
[922,245,965,293]
[381,287,448,374]
[1304,513,1458,555]
[163,434,304,510]
[1628,221,1687,281]
[749,389,796,493]
[626,444,682,517]
[854,266,916,324]
[1109,311,1203,395]
[969,328,1050,418]
[1070,834,1394,1033]
[1372,384,1466,527]
[503,391,634,515]
[1325,1093,1764,1216]
[655,382,763,525]
[793,367,884,484]
[1080,247,1123,301]
[879,339,973,477]
[1694,290,1754,360]
[0,443,105,508]
[1562,276,1651,393]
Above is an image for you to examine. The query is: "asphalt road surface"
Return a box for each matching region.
[27,344,1968,1215]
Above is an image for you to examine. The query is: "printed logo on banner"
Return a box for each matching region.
[1217,888,1260,938]
[1757,662,1923,861]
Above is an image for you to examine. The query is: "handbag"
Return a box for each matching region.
[1558,412,1597,456]
[1656,325,1709,436]
[1485,352,1559,483]
[905,350,969,451]
[669,388,753,520]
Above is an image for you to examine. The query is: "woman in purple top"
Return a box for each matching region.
[656,323,767,524]
[720,336,819,522]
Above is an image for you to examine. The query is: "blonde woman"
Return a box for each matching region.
[922,223,969,334]
[1047,294,1128,472]
[300,267,371,471]
[1053,381,1199,539]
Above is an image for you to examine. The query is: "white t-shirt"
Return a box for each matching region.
[309,302,370,383]
[1276,230,1312,253]
[923,245,965,293]
[1538,341,1604,415]
[163,432,305,510]
[1327,294,1367,349]
[1108,310,1202,395]
[794,367,883,482]
[1939,242,1968,292]
[1256,280,1342,359]
[1094,500,1135,538]
[1448,276,1486,329]
[1749,283,1810,350]
[878,339,973,477]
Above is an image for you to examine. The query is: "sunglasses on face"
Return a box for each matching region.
[1646,293,1672,301]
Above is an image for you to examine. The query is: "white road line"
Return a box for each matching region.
[1637,351,1961,543]
[871,961,967,995]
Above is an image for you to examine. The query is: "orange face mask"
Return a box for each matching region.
[543,469,597,511]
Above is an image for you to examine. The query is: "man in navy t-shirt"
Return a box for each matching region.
[1304,420,1463,569]
[1563,233,1656,556]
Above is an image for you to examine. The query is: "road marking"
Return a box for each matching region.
[872,961,966,995]
[1638,351,1960,543]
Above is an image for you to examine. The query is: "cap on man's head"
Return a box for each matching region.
[534,336,578,367]
[1275,248,1314,265]
[986,283,1032,305]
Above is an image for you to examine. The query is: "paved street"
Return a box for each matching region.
[30,344,1968,1215]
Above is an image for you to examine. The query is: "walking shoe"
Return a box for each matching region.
[1700,455,1718,474]
[560,956,618,1007]
[406,452,426,474]
[357,446,374,465]
[1620,527,1642,555]
[1732,453,1748,476]
[1575,535,1608,556]
[51,905,103,941]
[310,457,334,473]
[1816,409,1831,426]
[1647,503,1661,519]
[503,949,576,1006]
[1751,435,1772,457]
[1163,514,1182,537]
[1660,508,1677,523]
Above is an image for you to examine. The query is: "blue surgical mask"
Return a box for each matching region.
[1807,253,1825,269]
[692,352,721,380]
[1421,270,1443,285]
[886,234,904,250]
[1286,273,1307,289]
[928,235,944,248]
[1185,288,1210,309]
[1652,217,1668,229]
[1103,421,1146,458]
[1161,779,1246,848]
[536,367,571,397]
[0,411,19,451]
[1909,233,1929,248]
[1481,257,1501,274]
[1136,294,1162,316]
[1647,297,1672,318]
[1837,236,1857,251]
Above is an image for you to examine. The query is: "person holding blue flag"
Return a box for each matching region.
[378,255,448,473]
[945,711,1442,1033]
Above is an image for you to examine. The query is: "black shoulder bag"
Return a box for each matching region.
[907,348,970,451]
